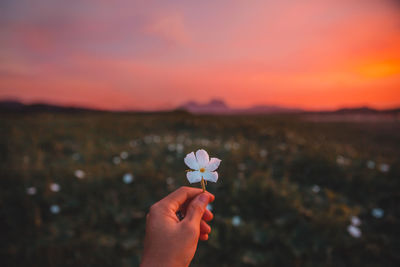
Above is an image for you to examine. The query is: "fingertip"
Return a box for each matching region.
[199,233,209,241]
[207,192,215,202]
[202,209,214,221]
[200,220,211,234]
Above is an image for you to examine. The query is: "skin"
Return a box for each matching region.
[141,186,215,267]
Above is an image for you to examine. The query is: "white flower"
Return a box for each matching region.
[176,143,184,153]
[168,144,176,152]
[347,225,362,238]
[379,163,390,173]
[312,185,320,193]
[50,204,61,214]
[366,160,375,169]
[166,177,174,185]
[371,208,384,218]
[123,173,134,184]
[184,149,221,183]
[26,187,37,195]
[232,215,242,226]
[351,216,361,226]
[120,151,129,159]
[50,183,61,192]
[336,155,350,166]
[129,140,138,147]
[75,169,85,179]
[113,156,121,165]
[153,135,161,143]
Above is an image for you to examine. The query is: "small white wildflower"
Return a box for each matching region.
[312,185,320,193]
[26,187,37,195]
[168,144,176,152]
[201,139,210,146]
[366,160,375,169]
[153,135,161,143]
[347,225,362,238]
[120,151,128,160]
[184,149,221,184]
[50,205,61,214]
[232,142,240,150]
[176,143,184,154]
[206,204,213,211]
[351,216,361,226]
[371,208,384,218]
[232,215,242,226]
[122,173,134,184]
[336,155,350,166]
[224,143,232,151]
[113,156,121,165]
[379,163,390,173]
[50,183,61,192]
[166,177,174,185]
[129,140,137,147]
[74,169,85,179]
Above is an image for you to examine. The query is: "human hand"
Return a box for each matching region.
[140,186,215,267]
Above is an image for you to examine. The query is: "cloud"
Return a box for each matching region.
[0,0,399,110]
[144,13,191,46]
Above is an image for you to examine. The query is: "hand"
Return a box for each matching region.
[140,186,215,267]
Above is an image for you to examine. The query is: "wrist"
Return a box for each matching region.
[141,255,186,267]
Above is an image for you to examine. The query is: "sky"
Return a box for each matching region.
[0,0,399,110]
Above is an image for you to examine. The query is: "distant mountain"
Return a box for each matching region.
[178,99,303,114]
[0,100,97,113]
[315,106,400,115]
[241,105,303,114]
[178,99,231,114]
[1,99,399,116]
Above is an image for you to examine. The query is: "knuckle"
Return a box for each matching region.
[149,202,160,214]
[178,186,190,193]
[191,202,205,214]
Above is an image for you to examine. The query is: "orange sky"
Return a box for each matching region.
[0,0,399,110]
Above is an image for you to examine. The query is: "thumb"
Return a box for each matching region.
[185,193,210,223]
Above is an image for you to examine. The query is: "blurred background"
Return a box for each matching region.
[1,0,399,266]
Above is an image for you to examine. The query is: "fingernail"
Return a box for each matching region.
[199,194,209,204]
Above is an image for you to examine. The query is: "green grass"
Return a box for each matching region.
[1,112,399,266]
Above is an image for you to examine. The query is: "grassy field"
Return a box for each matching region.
[1,112,399,266]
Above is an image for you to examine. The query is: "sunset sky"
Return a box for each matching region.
[1,0,399,110]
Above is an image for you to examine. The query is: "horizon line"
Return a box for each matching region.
[1,97,400,113]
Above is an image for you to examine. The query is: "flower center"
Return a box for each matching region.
[199,167,205,173]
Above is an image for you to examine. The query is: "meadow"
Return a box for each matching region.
[1,111,399,266]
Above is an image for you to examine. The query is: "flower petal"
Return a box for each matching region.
[203,171,218,183]
[195,149,209,167]
[184,152,199,170]
[187,171,202,183]
[205,157,221,172]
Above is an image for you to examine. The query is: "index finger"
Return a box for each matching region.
[160,186,215,211]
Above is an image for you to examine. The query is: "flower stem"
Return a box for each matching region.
[200,177,206,192]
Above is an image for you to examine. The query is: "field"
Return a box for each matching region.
[1,112,399,266]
